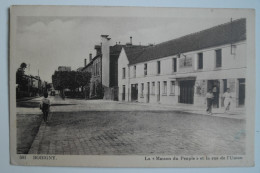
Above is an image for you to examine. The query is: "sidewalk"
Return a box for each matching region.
[16,96,40,102]
[117,101,246,120]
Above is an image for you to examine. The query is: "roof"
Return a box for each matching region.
[81,54,101,71]
[126,18,246,65]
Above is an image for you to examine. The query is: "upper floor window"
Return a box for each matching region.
[122,67,126,79]
[144,63,147,76]
[134,65,136,78]
[198,53,203,69]
[172,58,177,72]
[96,62,98,75]
[163,81,167,95]
[215,49,222,68]
[98,61,100,75]
[93,63,96,76]
[157,61,161,74]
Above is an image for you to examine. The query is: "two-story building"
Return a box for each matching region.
[118,18,246,110]
[81,46,102,98]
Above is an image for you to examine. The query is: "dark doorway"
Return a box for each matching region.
[122,85,125,101]
[179,80,195,104]
[208,80,220,108]
[147,82,150,103]
[131,84,138,101]
[238,78,245,106]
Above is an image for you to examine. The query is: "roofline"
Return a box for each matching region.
[82,54,102,71]
[128,40,246,66]
[150,18,246,49]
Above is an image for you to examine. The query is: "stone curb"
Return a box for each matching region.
[28,112,52,154]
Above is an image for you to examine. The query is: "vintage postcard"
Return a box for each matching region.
[9,5,255,167]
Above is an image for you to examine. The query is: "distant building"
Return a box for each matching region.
[82,35,147,100]
[58,66,71,71]
[82,49,102,98]
[76,67,84,71]
[118,18,246,110]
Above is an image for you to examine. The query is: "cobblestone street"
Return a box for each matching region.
[16,95,246,155]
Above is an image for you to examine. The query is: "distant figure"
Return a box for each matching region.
[223,88,232,113]
[61,90,65,100]
[205,89,214,115]
[40,92,50,123]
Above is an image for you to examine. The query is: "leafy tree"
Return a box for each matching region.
[52,70,91,97]
[16,62,28,89]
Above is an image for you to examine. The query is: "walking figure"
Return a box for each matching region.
[223,88,232,113]
[205,89,214,115]
[40,92,50,123]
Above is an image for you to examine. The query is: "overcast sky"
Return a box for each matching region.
[15,16,243,82]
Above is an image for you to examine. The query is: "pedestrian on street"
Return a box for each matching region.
[40,92,50,123]
[223,88,232,113]
[205,89,214,115]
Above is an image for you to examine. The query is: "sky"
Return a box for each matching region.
[15,15,244,83]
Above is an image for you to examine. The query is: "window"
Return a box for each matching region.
[141,83,144,97]
[134,65,136,78]
[157,61,161,74]
[96,62,98,75]
[198,53,203,69]
[152,82,155,94]
[170,81,175,94]
[144,63,147,76]
[93,63,96,76]
[163,81,167,95]
[215,49,222,68]
[98,61,100,75]
[122,68,126,79]
[173,58,177,72]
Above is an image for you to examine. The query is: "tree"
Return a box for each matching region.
[75,71,91,93]
[16,62,28,89]
[52,70,91,97]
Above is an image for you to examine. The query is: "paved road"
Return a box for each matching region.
[17,95,246,155]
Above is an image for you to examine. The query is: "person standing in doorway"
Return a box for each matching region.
[205,89,214,115]
[212,83,219,107]
[223,88,232,113]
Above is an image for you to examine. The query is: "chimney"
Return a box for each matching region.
[95,45,101,55]
[84,58,87,67]
[100,34,111,87]
[89,53,92,62]
[130,36,132,45]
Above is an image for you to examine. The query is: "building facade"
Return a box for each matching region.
[58,66,71,72]
[82,49,102,98]
[118,18,246,110]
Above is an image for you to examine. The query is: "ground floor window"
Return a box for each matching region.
[163,81,167,95]
[151,82,155,94]
[170,81,175,95]
[141,83,144,97]
[238,78,245,106]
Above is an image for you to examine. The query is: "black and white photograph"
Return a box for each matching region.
[9,6,255,167]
